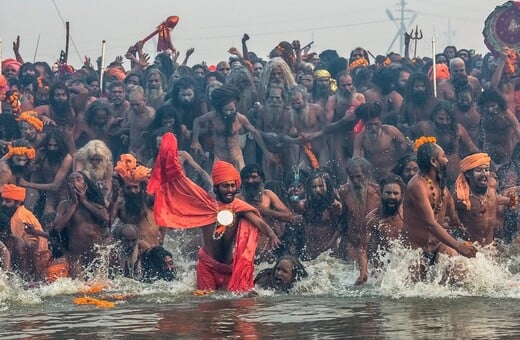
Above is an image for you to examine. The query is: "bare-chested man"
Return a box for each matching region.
[338,157,381,260]
[298,172,343,260]
[112,154,165,253]
[0,212,29,277]
[400,73,438,129]
[20,130,73,216]
[191,86,274,170]
[124,86,155,163]
[479,88,520,165]
[53,172,110,278]
[255,85,297,180]
[364,68,403,123]
[311,69,333,109]
[437,57,482,102]
[238,164,300,262]
[356,174,405,284]
[454,82,481,146]
[353,103,411,181]
[0,139,34,192]
[288,85,329,167]
[18,111,45,149]
[144,68,166,110]
[412,101,479,187]
[108,81,130,120]
[148,134,281,292]
[403,141,476,278]
[74,100,116,148]
[455,153,516,246]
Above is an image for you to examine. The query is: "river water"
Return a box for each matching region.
[1,239,520,339]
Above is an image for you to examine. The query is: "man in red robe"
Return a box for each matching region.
[147,132,280,292]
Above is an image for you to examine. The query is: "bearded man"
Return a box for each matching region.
[400,73,438,129]
[74,140,113,205]
[18,111,45,148]
[238,164,300,262]
[438,57,482,102]
[148,132,281,292]
[0,139,35,192]
[191,86,275,170]
[166,77,207,151]
[455,153,516,246]
[454,82,481,146]
[20,130,73,216]
[300,172,343,260]
[338,157,381,261]
[74,100,115,148]
[363,68,403,123]
[356,175,405,284]
[144,68,166,110]
[353,103,411,181]
[403,140,476,278]
[1,184,51,280]
[257,57,296,102]
[311,69,334,109]
[34,82,76,152]
[53,172,109,278]
[111,154,164,253]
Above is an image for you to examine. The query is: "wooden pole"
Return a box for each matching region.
[432,35,437,98]
[100,40,106,94]
[65,21,70,63]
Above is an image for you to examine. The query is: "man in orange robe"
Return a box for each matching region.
[147,133,280,292]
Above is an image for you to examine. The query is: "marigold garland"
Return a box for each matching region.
[114,154,151,185]
[413,136,437,152]
[18,111,44,132]
[348,58,369,73]
[303,143,320,169]
[5,145,36,159]
[73,296,115,308]
[8,93,20,114]
[37,76,49,92]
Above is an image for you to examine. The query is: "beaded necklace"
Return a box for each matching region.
[470,191,488,214]
[424,176,443,214]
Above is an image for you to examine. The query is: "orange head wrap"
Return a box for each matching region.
[211,161,241,187]
[455,153,491,210]
[105,67,127,81]
[428,64,450,82]
[5,144,36,160]
[2,58,21,72]
[18,111,44,132]
[1,184,26,202]
[114,154,151,185]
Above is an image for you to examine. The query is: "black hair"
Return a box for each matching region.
[392,154,417,178]
[478,88,508,112]
[416,142,438,173]
[211,86,241,112]
[379,174,406,194]
[355,102,383,122]
[240,163,265,182]
[84,100,113,127]
[141,246,176,282]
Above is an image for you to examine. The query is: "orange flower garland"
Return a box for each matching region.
[73,296,115,308]
[348,58,369,73]
[413,136,437,152]
[18,111,44,132]
[8,93,20,114]
[5,145,36,159]
[303,143,319,169]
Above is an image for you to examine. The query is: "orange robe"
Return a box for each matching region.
[147,133,258,292]
[11,206,51,279]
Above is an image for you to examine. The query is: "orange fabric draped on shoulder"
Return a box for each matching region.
[147,132,259,292]
[455,153,491,210]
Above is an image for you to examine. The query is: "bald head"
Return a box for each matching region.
[449,57,466,77]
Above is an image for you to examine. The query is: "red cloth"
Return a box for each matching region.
[196,247,232,290]
[147,132,259,292]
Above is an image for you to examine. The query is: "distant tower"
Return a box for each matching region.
[385,0,417,55]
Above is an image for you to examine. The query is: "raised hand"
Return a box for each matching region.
[12,35,20,54]
[186,48,195,57]
[241,33,250,43]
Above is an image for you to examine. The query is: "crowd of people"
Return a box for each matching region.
[0,31,519,293]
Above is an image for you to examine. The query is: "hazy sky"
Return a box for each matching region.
[0,0,502,68]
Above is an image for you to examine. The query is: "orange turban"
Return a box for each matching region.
[18,111,44,132]
[105,67,127,81]
[428,64,450,82]
[211,161,241,187]
[455,153,491,210]
[2,58,21,72]
[1,184,26,202]
[114,154,151,185]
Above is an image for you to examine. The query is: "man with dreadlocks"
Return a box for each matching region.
[191,85,275,170]
[111,154,164,254]
[403,138,476,280]
[53,172,109,278]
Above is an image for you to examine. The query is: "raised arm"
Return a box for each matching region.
[241,211,281,248]
[22,154,73,192]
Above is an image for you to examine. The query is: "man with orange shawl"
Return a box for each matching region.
[1,184,51,280]
[455,153,517,246]
[148,132,280,292]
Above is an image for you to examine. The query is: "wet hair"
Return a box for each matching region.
[431,100,457,153]
[392,154,417,178]
[145,67,166,91]
[379,174,406,194]
[276,254,308,282]
[478,88,508,112]
[112,223,139,240]
[74,172,106,207]
[355,102,383,122]
[346,157,373,179]
[211,86,241,112]
[40,129,68,161]
[405,73,432,98]
[288,85,308,101]
[372,67,398,95]
[124,72,143,87]
[33,61,53,79]
[84,100,113,127]
[150,104,177,132]
[304,172,336,207]
[240,163,265,182]
[154,53,174,80]
[170,76,198,102]
[416,142,439,173]
[141,246,176,282]
[49,82,70,103]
